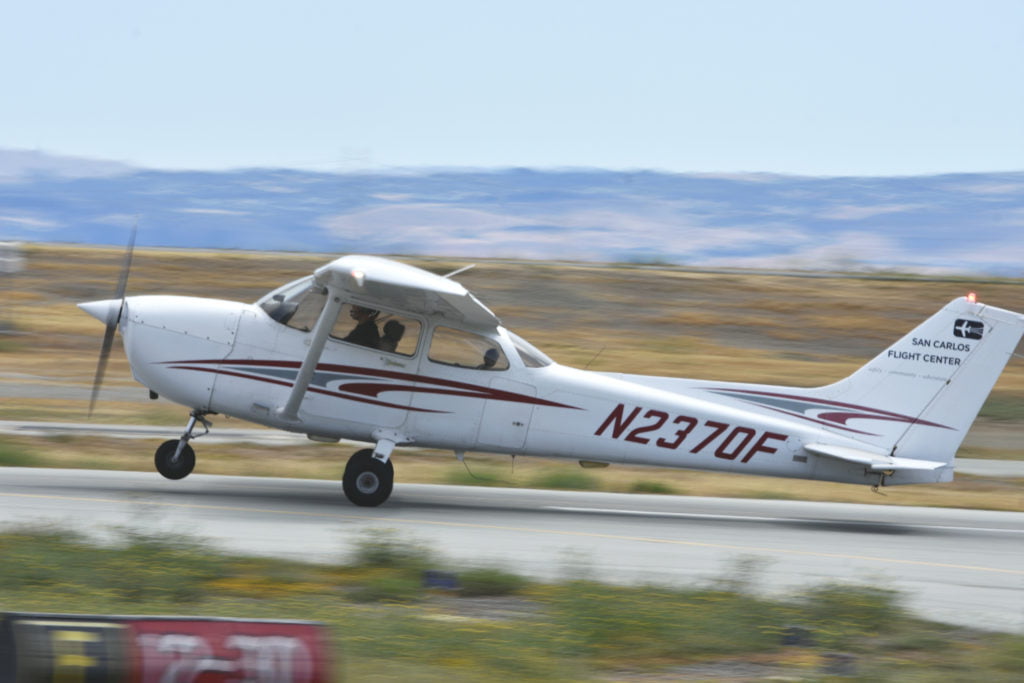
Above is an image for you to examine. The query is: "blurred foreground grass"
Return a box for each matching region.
[1,526,1021,681]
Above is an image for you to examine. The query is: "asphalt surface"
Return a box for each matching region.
[1,467,1021,634]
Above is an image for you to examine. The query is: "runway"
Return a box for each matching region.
[2,420,1022,476]
[1,467,1021,634]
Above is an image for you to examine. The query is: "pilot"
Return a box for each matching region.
[343,305,380,348]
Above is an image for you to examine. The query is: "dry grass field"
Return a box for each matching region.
[2,243,1023,510]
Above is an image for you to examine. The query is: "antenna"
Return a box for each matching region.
[442,264,475,279]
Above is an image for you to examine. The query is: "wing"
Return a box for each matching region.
[314,255,500,329]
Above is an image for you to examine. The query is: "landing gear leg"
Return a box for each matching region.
[155,410,210,480]
[870,470,893,495]
[342,448,394,507]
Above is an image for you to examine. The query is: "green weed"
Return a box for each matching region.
[348,572,424,603]
[458,567,529,597]
[792,583,905,649]
[350,528,435,572]
[528,470,601,491]
[979,395,1024,421]
[0,438,38,467]
[629,480,677,494]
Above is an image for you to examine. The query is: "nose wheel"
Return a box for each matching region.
[155,410,210,480]
[342,449,394,507]
[155,439,196,480]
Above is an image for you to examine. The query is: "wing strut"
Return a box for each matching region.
[276,287,344,422]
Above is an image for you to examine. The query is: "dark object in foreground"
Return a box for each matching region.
[0,612,332,682]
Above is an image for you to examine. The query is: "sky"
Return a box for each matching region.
[2,0,1022,177]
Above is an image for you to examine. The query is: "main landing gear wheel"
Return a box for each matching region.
[342,448,394,507]
[155,440,196,480]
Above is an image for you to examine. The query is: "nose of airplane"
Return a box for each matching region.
[78,299,123,326]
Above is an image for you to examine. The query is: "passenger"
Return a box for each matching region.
[379,320,405,353]
[478,347,500,369]
[343,305,380,348]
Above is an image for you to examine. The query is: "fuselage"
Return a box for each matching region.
[115,293,940,487]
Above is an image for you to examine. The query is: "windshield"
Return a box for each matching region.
[256,276,325,330]
[255,275,313,308]
[506,330,553,368]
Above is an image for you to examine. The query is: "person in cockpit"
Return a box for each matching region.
[478,347,500,369]
[344,306,380,348]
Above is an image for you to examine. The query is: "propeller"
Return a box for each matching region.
[83,225,137,417]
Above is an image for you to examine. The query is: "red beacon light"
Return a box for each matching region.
[966,292,978,304]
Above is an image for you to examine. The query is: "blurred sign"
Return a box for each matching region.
[0,242,24,275]
[1,618,129,682]
[0,613,333,683]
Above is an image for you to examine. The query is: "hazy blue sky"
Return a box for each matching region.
[3,0,1022,176]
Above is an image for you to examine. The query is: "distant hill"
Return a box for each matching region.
[1,149,1021,274]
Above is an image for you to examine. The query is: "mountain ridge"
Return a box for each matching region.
[1,149,1021,275]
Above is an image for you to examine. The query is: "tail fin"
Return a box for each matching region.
[811,296,1024,464]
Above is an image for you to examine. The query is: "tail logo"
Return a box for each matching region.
[954,319,984,340]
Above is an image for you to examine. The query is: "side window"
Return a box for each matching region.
[329,303,421,356]
[428,327,508,370]
[261,284,421,355]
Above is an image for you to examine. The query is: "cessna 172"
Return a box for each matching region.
[80,252,1024,507]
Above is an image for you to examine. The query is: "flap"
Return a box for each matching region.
[804,442,946,471]
[313,255,500,329]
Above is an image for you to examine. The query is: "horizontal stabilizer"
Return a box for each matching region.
[803,443,946,472]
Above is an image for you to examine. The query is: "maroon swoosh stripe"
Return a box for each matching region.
[710,387,952,433]
[162,358,578,410]
[167,364,445,413]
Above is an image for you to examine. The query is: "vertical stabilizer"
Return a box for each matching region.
[811,296,1024,463]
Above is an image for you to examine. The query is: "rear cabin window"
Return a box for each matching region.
[428,327,508,370]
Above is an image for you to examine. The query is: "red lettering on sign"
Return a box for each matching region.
[130,619,328,683]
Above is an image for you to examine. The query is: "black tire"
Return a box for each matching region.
[155,439,196,480]
[342,448,394,507]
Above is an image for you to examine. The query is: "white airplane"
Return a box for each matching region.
[79,252,1024,507]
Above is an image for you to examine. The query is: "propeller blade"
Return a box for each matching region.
[87,224,137,417]
[112,223,136,321]
[88,321,117,416]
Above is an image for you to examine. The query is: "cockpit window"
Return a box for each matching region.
[429,327,509,370]
[259,279,421,355]
[507,330,553,368]
[330,304,421,356]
